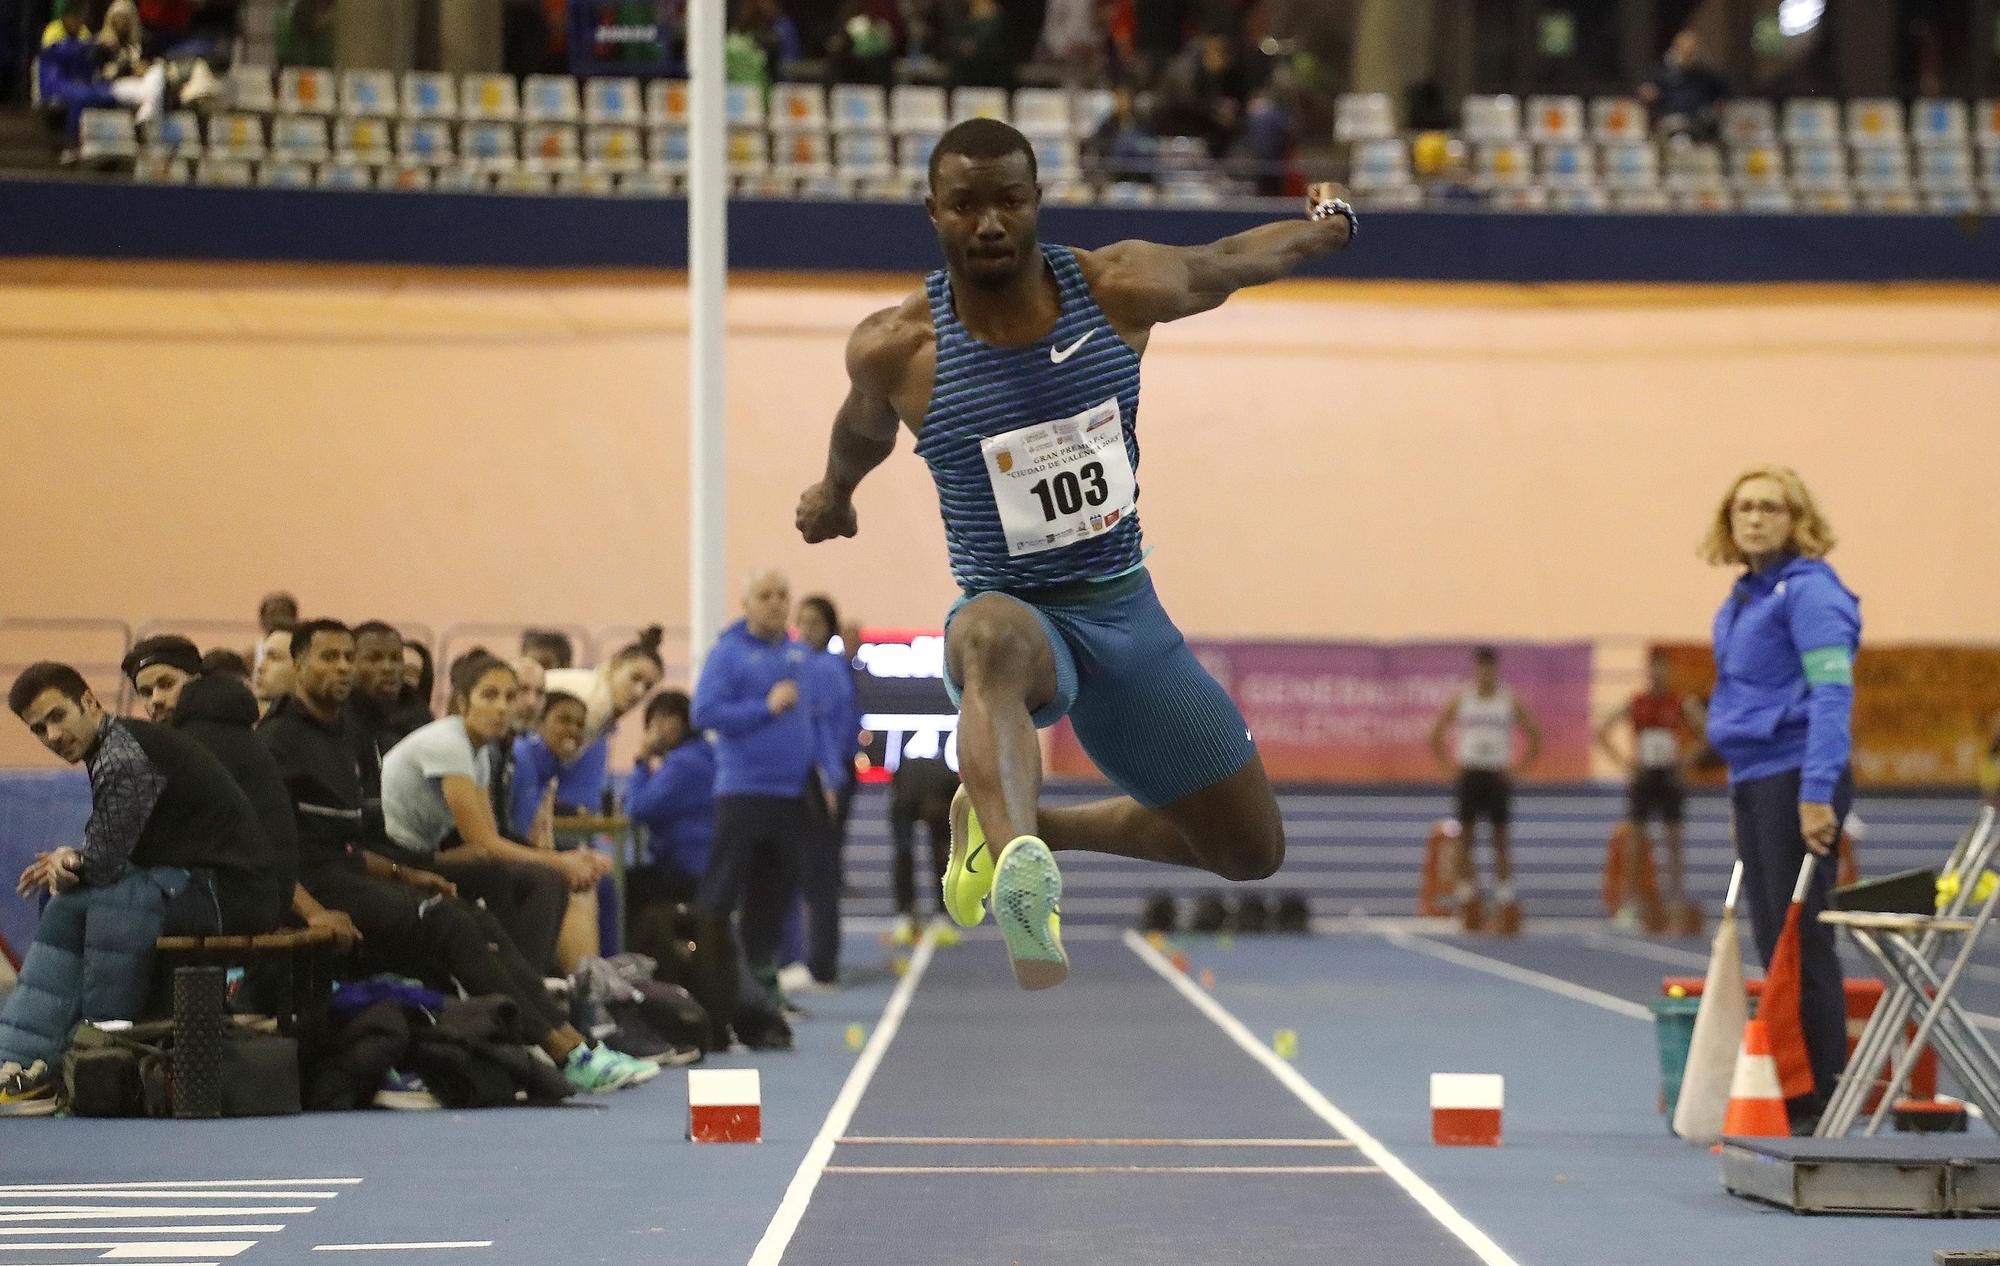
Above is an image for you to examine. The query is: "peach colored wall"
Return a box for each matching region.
[5,263,1999,730]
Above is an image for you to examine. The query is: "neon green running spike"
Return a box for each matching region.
[992,835,1068,991]
[942,785,993,928]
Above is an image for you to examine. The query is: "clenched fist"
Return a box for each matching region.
[796,481,859,544]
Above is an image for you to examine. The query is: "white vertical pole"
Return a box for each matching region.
[686,0,727,683]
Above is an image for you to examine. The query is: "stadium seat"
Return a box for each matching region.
[193,158,253,186]
[1612,188,1671,212]
[1788,143,1849,191]
[1781,98,1840,145]
[523,75,582,124]
[337,117,393,165]
[834,131,893,179]
[1346,139,1409,190]
[649,126,690,175]
[1916,145,1973,192]
[830,84,888,134]
[770,82,827,131]
[314,161,372,190]
[1525,95,1584,143]
[380,164,433,192]
[1071,88,1116,137]
[1474,142,1531,187]
[432,165,483,193]
[522,124,582,174]
[725,81,765,128]
[229,65,275,114]
[271,115,330,163]
[648,80,690,127]
[1030,136,1080,181]
[1662,138,1722,183]
[1013,87,1074,140]
[584,126,644,174]
[493,169,552,194]
[77,108,137,162]
[1333,92,1395,143]
[278,67,336,115]
[1799,189,1855,212]
[1486,185,1546,211]
[1981,145,2000,194]
[1729,144,1785,188]
[1859,189,1919,213]
[727,127,768,174]
[796,172,851,200]
[896,82,948,132]
[1926,188,1979,214]
[584,77,642,126]
[461,121,520,172]
[1461,94,1521,143]
[461,74,520,122]
[734,172,792,198]
[1355,184,1421,210]
[256,160,312,188]
[897,130,941,182]
[132,153,190,183]
[1043,178,1094,205]
[554,169,615,196]
[1978,100,2000,149]
[1721,99,1777,146]
[1161,181,1224,206]
[772,130,831,176]
[1102,181,1159,205]
[1674,186,1733,212]
[1539,142,1594,188]
[1911,98,1967,146]
[620,170,679,197]
[392,119,450,165]
[205,113,266,161]
[339,69,395,118]
[855,174,922,202]
[1600,142,1658,190]
[949,87,1009,126]
[1846,98,1904,148]
[1851,144,1911,193]
[401,72,457,120]
[1737,186,1795,213]
[142,111,201,161]
[1589,96,1645,143]
[1546,186,1608,211]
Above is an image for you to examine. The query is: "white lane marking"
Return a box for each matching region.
[0,1245,250,1256]
[0,1183,355,1193]
[0,1210,317,1223]
[1125,929,1525,1266]
[1379,928,1654,1021]
[0,1261,222,1266]
[835,1137,1357,1147]
[0,1193,339,1201]
[746,932,939,1266]
[0,1229,284,1237]
[822,1165,1383,1176]
[309,1244,492,1252]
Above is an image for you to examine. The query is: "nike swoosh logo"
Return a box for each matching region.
[1050,331,1093,364]
[964,842,987,876]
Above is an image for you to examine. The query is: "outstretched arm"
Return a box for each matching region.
[797,301,923,544]
[1090,184,1354,329]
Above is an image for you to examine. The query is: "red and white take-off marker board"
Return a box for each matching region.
[688,1069,762,1143]
[1430,1073,1503,1146]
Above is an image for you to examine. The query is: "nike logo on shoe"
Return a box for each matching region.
[1050,331,1093,363]
[965,842,987,875]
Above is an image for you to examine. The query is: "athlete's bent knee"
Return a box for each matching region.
[951,608,1042,685]
[1214,837,1284,882]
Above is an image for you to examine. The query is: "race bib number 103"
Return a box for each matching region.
[979,398,1137,558]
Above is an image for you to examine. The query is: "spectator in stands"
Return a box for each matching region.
[1038,0,1111,83]
[948,0,1014,90]
[544,626,667,813]
[1132,0,1187,82]
[729,0,801,88]
[693,571,839,996]
[506,691,591,839]
[826,0,896,87]
[1087,84,1160,184]
[252,625,295,717]
[263,621,660,1093]
[258,590,300,637]
[795,593,859,988]
[1,662,282,1113]
[887,756,960,945]
[520,629,574,672]
[124,634,201,724]
[36,13,117,158]
[274,0,333,68]
[1226,87,1294,193]
[42,6,93,48]
[896,0,945,60]
[380,650,607,972]
[95,1,168,126]
[1640,29,1728,142]
[201,647,251,678]
[489,653,546,836]
[399,641,435,725]
[627,690,713,905]
[346,620,412,799]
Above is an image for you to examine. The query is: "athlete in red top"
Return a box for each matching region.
[1595,650,1703,929]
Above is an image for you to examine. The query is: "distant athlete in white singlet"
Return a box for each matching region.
[1430,646,1541,934]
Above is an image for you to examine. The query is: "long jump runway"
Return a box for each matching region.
[763,934,1503,1266]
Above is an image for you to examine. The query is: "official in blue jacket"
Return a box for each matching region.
[1703,465,1861,1116]
[794,594,862,986]
[691,571,841,981]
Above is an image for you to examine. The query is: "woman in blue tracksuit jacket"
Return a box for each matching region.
[1702,465,1861,1114]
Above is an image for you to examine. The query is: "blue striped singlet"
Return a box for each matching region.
[915,243,1145,594]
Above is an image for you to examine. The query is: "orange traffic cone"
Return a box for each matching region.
[1418,820,1461,917]
[1721,1018,1791,1137]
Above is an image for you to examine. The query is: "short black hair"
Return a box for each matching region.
[9,662,90,717]
[522,628,575,668]
[645,689,691,730]
[799,594,839,635]
[200,648,252,678]
[1473,646,1499,664]
[292,618,355,661]
[929,118,1037,189]
[542,690,586,719]
[448,647,513,700]
[352,620,401,645]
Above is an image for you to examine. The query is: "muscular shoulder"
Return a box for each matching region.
[1074,240,1186,331]
[847,289,933,397]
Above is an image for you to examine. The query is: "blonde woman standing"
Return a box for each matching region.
[1702,465,1860,1126]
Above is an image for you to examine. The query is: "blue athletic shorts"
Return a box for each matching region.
[943,568,1256,808]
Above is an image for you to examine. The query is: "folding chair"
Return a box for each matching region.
[1818,805,2000,1136]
